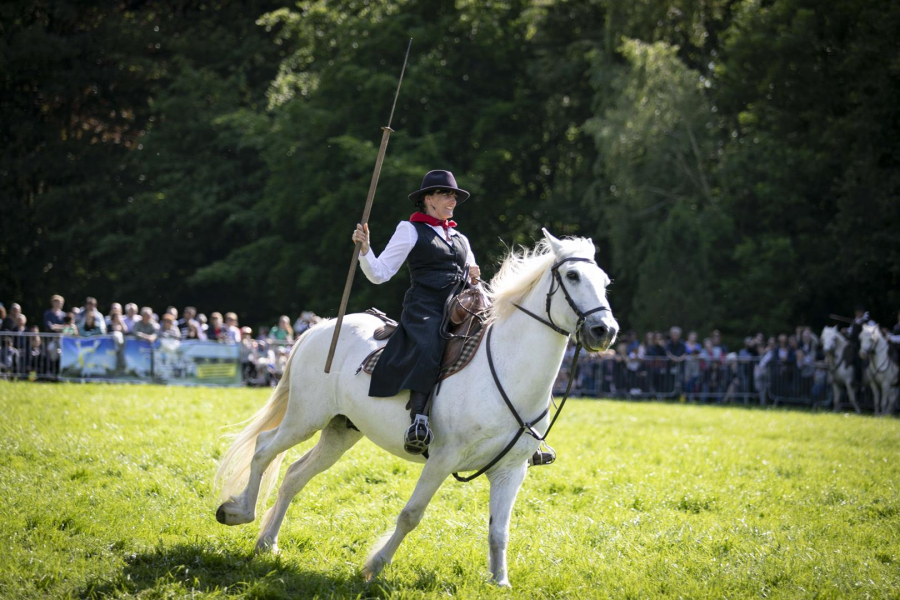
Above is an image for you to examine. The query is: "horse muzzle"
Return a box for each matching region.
[581,314,618,352]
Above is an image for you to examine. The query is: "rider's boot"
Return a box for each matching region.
[529,442,556,466]
[404,390,433,455]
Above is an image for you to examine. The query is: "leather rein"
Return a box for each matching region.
[452,256,610,482]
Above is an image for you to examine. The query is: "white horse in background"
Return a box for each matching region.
[859,324,898,416]
[820,326,861,414]
[214,229,618,587]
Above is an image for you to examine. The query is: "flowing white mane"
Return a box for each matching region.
[486,236,596,320]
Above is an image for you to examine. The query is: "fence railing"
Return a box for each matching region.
[1,333,879,411]
[554,353,876,411]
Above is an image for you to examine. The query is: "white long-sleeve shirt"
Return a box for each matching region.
[359,221,476,284]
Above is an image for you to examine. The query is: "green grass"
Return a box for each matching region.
[1,382,898,599]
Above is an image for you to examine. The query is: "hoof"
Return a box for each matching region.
[495,580,512,589]
[215,501,254,526]
[362,556,387,583]
[255,539,280,555]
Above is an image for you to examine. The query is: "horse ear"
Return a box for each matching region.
[542,228,564,255]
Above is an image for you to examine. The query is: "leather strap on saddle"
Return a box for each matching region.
[366,307,398,340]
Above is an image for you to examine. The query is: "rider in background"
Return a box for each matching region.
[846,304,875,394]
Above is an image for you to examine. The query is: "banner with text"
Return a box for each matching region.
[60,336,241,386]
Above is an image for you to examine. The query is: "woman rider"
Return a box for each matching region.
[352,170,480,454]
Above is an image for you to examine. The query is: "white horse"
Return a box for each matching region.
[820,326,861,414]
[214,229,618,587]
[859,324,898,416]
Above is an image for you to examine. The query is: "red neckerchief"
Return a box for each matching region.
[410,212,457,236]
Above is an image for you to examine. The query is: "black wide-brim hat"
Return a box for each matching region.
[408,170,470,204]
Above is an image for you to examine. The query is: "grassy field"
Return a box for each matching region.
[1,381,898,599]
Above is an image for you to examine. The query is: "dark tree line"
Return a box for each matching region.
[3,0,899,338]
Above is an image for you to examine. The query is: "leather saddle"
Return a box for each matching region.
[359,288,490,380]
[439,287,490,377]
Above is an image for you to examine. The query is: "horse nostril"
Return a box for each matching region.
[590,325,608,339]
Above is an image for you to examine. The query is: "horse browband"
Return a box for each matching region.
[453,256,608,482]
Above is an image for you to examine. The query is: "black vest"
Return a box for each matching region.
[407,222,469,291]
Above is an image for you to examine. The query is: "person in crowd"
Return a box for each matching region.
[122,303,139,333]
[185,320,204,340]
[239,326,261,382]
[75,297,107,334]
[608,341,630,395]
[699,337,724,400]
[0,304,6,327]
[1,303,22,331]
[293,311,314,337]
[888,308,900,380]
[132,307,160,343]
[166,306,178,320]
[43,295,66,332]
[722,352,746,404]
[197,312,208,333]
[60,313,78,336]
[665,326,688,394]
[754,337,777,405]
[665,326,687,359]
[159,314,182,340]
[106,303,128,333]
[711,329,727,354]
[105,303,129,368]
[79,309,104,337]
[682,330,702,396]
[268,315,294,344]
[10,314,30,361]
[177,306,204,340]
[23,324,44,375]
[224,312,242,343]
[206,312,229,343]
[0,336,18,376]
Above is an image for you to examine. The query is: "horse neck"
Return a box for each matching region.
[489,271,571,418]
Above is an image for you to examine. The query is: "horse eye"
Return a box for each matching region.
[566,271,579,282]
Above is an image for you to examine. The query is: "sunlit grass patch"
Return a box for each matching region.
[1,381,898,598]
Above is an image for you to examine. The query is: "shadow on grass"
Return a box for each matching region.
[76,542,393,599]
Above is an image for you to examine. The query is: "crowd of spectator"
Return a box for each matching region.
[554,325,837,405]
[0,296,322,386]
[4,295,896,405]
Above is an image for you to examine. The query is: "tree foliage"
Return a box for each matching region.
[2,0,898,336]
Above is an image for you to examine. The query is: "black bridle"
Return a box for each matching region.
[452,256,611,482]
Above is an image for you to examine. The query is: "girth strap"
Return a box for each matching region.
[452,325,580,482]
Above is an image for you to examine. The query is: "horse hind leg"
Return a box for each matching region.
[217,412,327,526]
[256,416,363,554]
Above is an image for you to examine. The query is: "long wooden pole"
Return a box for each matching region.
[325,39,412,373]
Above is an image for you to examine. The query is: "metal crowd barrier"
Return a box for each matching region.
[0,331,62,381]
[0,332,878,412]
[554,353,876,411]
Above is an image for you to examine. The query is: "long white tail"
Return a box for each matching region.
[214,334,305,503]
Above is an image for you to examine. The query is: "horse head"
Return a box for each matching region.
[859,324,879,359]
[542,228,619,352]
[820,325,840,354]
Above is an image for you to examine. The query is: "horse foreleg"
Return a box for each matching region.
[256,417,362,554]
[832,382,842,412]
[363,460,449,582]
[845,381,861,414]
[486,462,528,588]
